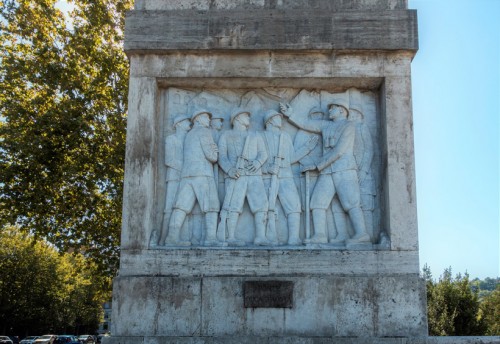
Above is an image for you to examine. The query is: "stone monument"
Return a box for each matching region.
[108,0,434,342]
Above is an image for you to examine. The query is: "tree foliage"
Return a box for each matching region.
[0,226,111,335]
[0,0,132,274]
[423,265,487,336]
[479,284,500,335]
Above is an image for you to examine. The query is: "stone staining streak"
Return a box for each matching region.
[152,87,385,250]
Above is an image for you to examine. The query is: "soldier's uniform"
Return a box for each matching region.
[261,129,301,216]
[173,124,220,214]
[218,130,268,214]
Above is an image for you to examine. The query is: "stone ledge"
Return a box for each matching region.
[104,337,500,344]
[124,9,418,52]
[134,0,409,11]
[118,249,420,277]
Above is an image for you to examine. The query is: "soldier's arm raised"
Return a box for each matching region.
[280,103,323,133]
[292,135,319,164]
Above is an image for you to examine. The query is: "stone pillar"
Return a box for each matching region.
[109,1,433,342]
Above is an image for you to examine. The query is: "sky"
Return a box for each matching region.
[409,0,499,279]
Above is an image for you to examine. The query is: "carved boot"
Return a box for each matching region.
[204,211,220,246]
[226,211,245,246]
[158,210,172,246]
[287,212,302,245]
[305,209,328,244]
[346,207,371,244]
[254,211,271,246]
[330,202,349,244]
[164,209,191,246]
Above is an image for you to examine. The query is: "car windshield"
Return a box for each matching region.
[39,337,52,340]
[0,337,11,340]
[25,338,37,340]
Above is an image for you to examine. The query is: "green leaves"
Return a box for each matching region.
[0,0,132,275]
[479,284,500,335]
[424,266,488,336]
[0,226,111,334]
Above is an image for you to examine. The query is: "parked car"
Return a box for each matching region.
[55,336,79,344]
[33,335,56,344]
[0,337,13,344]
[95,335,108,344]
[77,336,94,344]
[20,337,39,344]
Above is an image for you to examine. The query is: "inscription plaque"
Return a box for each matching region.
[244,281,294,308]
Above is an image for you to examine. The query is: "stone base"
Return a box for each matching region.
[104,336,500,344]
[111,274,427,338]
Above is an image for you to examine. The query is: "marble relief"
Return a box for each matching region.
[150,88,386,249]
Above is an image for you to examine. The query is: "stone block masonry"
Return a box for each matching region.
[104,1,495,343]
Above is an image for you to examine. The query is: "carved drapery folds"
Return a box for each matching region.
[149,87,387,249]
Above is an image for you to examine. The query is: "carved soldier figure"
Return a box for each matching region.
[349,89,376,241]
[218,109,269,246]
[261,109,317,245]
[281,97,371,245]
[164,109,220,246]
[292,108,324,239]
[157,114,191,246]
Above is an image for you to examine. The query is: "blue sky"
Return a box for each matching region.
[409,0,499,279]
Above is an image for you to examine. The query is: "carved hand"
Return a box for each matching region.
[208,144,219,161]
[211,143,219,154]
[247,160,261,173]
[269,163,279,175]
[279,103,292,118]
[228,168,240,179]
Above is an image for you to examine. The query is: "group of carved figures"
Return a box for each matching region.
[151,92,381,248]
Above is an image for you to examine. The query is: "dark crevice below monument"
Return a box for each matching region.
[106,1,485,343]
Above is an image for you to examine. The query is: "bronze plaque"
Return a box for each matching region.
[244,281,293,308]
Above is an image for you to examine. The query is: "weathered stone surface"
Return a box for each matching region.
[111,0,430,341]
[112,277,202,336]
[105,337,500,344]
[134,0,409,11]
[124,10,418,52]
[118,249,420,277]
[111,275,427,337]
[129,51,414,79]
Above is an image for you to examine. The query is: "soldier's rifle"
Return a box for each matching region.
[267,133,284,242]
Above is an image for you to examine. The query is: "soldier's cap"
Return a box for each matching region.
[327,98,350,116]
[230,109,251,124]
[191,109,212,122]
[263,109,282,124]
[172,114,191,127]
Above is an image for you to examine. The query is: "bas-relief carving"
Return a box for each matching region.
[150,87,387,249]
